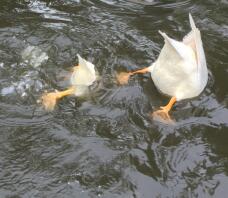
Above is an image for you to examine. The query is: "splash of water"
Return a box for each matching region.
[21,46,48,68]
[1,46,48,97]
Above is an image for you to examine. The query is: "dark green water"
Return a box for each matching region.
[0,0,228,197]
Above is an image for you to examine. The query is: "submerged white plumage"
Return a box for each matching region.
[71,54,96,86]
[148,14,208,101]
[70,54,97,96]
[41,54,97,111]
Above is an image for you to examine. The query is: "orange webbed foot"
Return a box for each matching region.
[41,91,60,111]
[152,97,176,124]
[152,107,175,124]
[40,87,75,111]
[116,72,132,85]
[116,67,150,85]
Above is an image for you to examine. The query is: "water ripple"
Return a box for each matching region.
[0,0,228,197]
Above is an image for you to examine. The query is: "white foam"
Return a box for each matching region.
[28,0,72,22]
[21,46,48,68]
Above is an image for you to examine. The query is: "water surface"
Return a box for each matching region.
[0,0,228,197]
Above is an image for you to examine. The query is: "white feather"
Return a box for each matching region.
[70,54,97,96]
[150,14,208,101]
[71,54,96,86]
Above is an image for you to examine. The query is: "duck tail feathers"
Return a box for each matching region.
[189,13,197,30]
[158,30,172,43]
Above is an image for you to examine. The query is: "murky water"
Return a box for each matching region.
[0,0,227,197]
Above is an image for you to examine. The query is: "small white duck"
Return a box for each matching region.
[117,14,208,122]
[42,54,97,111]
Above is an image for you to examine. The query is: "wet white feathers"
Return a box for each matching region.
[149,14,208,101]
[70,54,97,96]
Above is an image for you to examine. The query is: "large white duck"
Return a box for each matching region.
[117,14,208,122]
[42,54,97,111]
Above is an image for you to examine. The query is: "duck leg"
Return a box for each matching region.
[116,67,150,85]
[41,87,75,111]
[152,97,176,123]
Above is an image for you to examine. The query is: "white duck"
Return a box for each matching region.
[117,14,208,122]
[42,54,97,111]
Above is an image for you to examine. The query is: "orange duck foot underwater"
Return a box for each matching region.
[41,88,75,111]
[152,97,176,124]
[41,54,97,111]
[116,14,208,124]
[116,67,150,85]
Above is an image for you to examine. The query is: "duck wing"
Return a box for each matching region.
[159,30,194,64]
[183,14,208,86]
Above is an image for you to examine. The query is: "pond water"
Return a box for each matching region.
[0,0,227,197]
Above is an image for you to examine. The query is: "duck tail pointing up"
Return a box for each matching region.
[189,13,197,30]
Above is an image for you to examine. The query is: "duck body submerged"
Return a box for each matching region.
[149,14,208,101]
[41,54,97,111]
